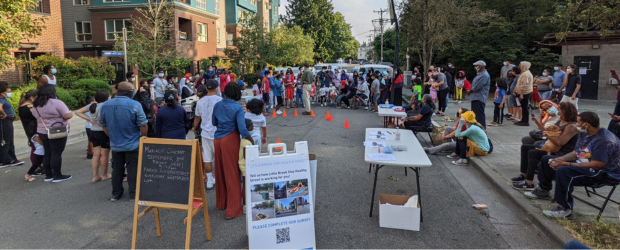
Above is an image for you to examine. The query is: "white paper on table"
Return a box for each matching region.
[368,135,389,141]
[367,153,397,161]
[363,141,387,148]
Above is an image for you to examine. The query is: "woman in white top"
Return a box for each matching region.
[38,65,57,88]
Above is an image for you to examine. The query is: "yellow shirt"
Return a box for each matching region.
[238,138,253,176]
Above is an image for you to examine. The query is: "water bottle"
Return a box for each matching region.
[395,127,401,141]
[385,99,389,108]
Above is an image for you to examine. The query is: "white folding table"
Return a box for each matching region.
[364,128,432,221]
[377,106,407,128]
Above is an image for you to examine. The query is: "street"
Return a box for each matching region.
[0,103,560,249]
[251,208,275,221]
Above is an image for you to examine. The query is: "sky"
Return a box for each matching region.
[278,0,393,45]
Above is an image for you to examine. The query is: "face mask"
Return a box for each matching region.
[412,75,417,79]
[248,130,254,136]
[448,64,452,67]
[432,73,437,76]
[567,68,573,73]
[6,93,12,98]
[210,69,213,72]
[546,106,557,115]
[189,77,193,80]
[503,62,507,66]
[150,84,155,88]
[578,123,588,133]
[131,77,136,82]
[51,69,57,74]
[265,68,268,71]
[158,73,165,78]
[542,73,547,76]
[475,67,480,72]
[554,67,559,71]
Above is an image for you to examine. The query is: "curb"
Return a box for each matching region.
[468,157,575,249]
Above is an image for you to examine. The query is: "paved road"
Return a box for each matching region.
[251,208,275,221]
[0,104,557,249]
[250,191,274,202]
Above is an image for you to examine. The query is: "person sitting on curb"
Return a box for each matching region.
[424,108,469,155]
[524,112,620,219]
[448,111,490,166]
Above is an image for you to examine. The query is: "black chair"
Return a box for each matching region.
[409,122,435,146]
[573,179,620,221]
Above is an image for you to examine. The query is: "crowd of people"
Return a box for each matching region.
[1,58,620,222]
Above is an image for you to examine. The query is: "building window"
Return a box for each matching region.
[274,5,277,15]
[75,21,92,42]
[217,28,221,44]
[31,0,50,14]
[226,33,233,46]
[251,0,257,5]
[103,0,130,2]
[197,22,207,42]
[238,10,247,22]
[105,19,131,41]
[74,0,89,5]
[215,0,219,15]
[196,0,206,9]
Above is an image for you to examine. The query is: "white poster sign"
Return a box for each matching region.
[245,142,316,249]
[579,67,588,75]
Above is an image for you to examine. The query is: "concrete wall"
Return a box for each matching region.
[0,0,65,84]
[61,0,93,50]
[561,44,620,100]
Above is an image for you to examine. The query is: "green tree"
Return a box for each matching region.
[0,0,45,71]
[401,0,495,79]
[270,24,315,66]
[325,12,358,62]
[225,14,268,72]
[116,0,191,76]
[371,28,410,66]
[551,0,620,42]
[284,0,335,62]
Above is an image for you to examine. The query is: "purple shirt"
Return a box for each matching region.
[31,99,71,134]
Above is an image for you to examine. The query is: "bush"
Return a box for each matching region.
[71,78,113,97]
[7,82,37,119]
[56,87,79,110]
[242,72,261,88]
[69,89,89,108]
[32,55,115,88]
[74,57,115,83]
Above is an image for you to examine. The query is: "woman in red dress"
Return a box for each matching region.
[284,68,295,108]
[531,75,542,110]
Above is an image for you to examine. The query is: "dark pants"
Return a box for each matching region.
[520,144,548,181]
[493,102,504,124]
[0,118,16,164]
[520,93,531,124]
[393,87,403,106]
[40,134,68,179]
[111,149,139,199]
[455,137,467,159]
[437,88,449,112]
[554,166,616,209]
[28,144,43,175]
[471,100,486,129]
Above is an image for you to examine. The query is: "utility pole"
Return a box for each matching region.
[373,9,387,63]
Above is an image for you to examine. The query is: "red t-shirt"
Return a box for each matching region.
[220,73,229,90]
[262,76,270,93]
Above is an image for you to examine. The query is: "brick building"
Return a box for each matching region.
[546,31,620,100]
[0,0,65,84]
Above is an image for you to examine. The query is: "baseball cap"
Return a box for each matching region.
[206,79,219,90]
[196,85,208,97]
[473,60,486,67]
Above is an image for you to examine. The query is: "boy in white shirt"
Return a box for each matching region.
[192,80,222,189]
[319,86,329,106]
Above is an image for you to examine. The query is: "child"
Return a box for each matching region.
[239,118,254,213]
[319,85,328,106]
[329,85,337,104]
[430,75,438,102]
[295,80,304,108]
[413,81,423,101]
[25,135,44,182]
[245,99,267,150]
[84,96,94,159]
[491,78,508,126]
[311,84,317,103]
[531,74,541,110]
[284,72,294,108]
[455,71,468,103]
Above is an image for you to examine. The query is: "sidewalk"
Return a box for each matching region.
[12,114,89,157]
[402,88,619,244]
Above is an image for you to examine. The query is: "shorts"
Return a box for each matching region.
[276,96,283,104]
[201,137,215,163]
[91,130,110,149]
[357,94,368,100]
[262,93,270,103]
[506,95,515,108]
[374,94,380,104]
[86,128,93,142]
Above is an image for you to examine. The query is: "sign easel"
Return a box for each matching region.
[131,137,212,249]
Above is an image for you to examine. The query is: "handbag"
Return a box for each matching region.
[35,107,69,139]
[529,129,544,141]
[430,122,445,146]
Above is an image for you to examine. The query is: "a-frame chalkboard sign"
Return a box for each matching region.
[131,137,212,249]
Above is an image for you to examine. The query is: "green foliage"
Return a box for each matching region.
[6,82,36,118]
[162,57,192,77]
[225,14,268,72]
[371,29,409,66]
[71,78,113,97]
[0,0,44,71]
[270,24,315,66]
[32,55,115,88]
[69,89,89,108]
[56,87,78,110]
[284,0,334,62]
[551,0,620,41]
[74,57,116,82]
[241,73,261,88]
[325,12,358,62]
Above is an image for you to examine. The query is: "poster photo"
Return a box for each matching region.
[245,142,316,249]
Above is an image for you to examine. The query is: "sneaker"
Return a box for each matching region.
[110,195,122,202]
[524,186,551,200]
[512,180,535,191]
[9,160,24,166]
[543,205,573,219]
[276,110,283,115]
[447,153,460,159]
[0,162,11,168]
[511,175,526,183]
[52,175,72,183]
[365,106,368,110]
[44,177,54,182]
[206,178,215,190]
[451,159,469,166]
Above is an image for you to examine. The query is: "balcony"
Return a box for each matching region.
[226,40,233,46]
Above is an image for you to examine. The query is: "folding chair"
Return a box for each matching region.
[573,179,620,221]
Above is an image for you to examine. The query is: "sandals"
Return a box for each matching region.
[24,174,36,182]
[101,174,112,181]
[92,176,102,183]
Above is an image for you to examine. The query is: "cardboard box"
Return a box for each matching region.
[379,194,420,231]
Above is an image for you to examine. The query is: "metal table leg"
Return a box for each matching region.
[369,165,384,217]
[368,163,373,173]
[411,167,423,222]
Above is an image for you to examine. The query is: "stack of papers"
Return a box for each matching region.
[368,135,389,140]
[363,141,387,148]
[367,153,397,161]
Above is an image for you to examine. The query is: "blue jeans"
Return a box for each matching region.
[295,94,304,107]
[539,91,552,101]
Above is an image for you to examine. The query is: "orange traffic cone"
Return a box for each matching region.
[344,119,350,128]
[272,110,276,118]
[276,138,282,150]
[326,111,331,118]
[294,109,298,117]
[282,110,287,117]
[310,110,315,117]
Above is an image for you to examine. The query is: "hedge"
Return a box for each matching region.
[32,55,115,88]
[6,83,37,118]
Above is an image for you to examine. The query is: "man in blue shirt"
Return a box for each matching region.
[526,112,620,219]
[553,63,566,94]
[100,81,148,202]
[202,65,215,80]
[468,60,491,129]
